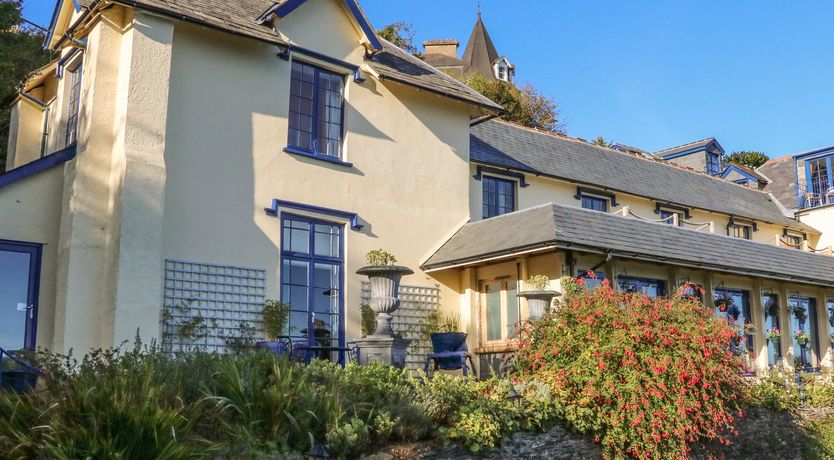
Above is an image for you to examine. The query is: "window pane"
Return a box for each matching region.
[313,224,340,257]
[486,283,501,341]
[506,280,519,338]
[482,176,515,218]
[764,294,781,365]
[282,219,311,254]
[581,195,608,212]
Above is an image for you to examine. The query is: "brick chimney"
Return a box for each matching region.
[423,39,459,58]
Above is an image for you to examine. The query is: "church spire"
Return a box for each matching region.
[461,9,500,80]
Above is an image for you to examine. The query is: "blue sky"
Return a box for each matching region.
[24,1,834,157]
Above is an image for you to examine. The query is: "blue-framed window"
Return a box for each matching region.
[659,210,682,226]
[578,269,606,289]
[617,276,665,297]
[714,289,755,373]
[482,176,515,218]
[763,293,781,365]
[65,61,83,147]
[0,240,42,351]
[707,152,721,175]
[580,194,609,212]
[288,61,345,159]
[807,157,832,197]
[280,214,344,362]
[788,296,820,371]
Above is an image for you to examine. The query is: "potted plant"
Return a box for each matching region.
[794,329,811,346]
[767,327,781,343]
[519,275,560,320]
[743,323,757,336]
[357,250,413,337]
[255,299,290,354]
[423,311,466,368]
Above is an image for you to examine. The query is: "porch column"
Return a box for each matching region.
[704,272,715,308]
[667,267,678,295]
[815,288,831,371]
[779,283,794,371]
[460,266,478,372]
[518,256,529,319]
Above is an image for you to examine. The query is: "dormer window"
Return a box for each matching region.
[707,152,721,175]
[497,65,506,81]
[493,57,513,82]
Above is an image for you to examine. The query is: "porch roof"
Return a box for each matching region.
[422,203,834,287]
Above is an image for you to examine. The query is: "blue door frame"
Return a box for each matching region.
[279,213,346,363]
[0,240,42,350]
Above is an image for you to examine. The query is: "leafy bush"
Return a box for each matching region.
[512,281,746,459]
[525,275,551,291]
[747,375,800,411]
[365,249,397,266]
[360,304,376,337]
[261,299,289,340]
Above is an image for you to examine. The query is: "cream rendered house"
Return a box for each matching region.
[3,0,834,377]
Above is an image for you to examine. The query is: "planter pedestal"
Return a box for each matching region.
[353,335,410,369]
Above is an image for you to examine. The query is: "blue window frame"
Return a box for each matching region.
[617,276,665,297]
[65,61,83,147]
[482,176,516,218]
[807,157,833,198]
[280,214,344,362]
[714,289,755,373]
[789,296,820,371]
[288,61,345,159]
[659,210,682,226]
[578,269,606,289]
[0,240,42,350]
[764,294,781,365]
[580,194,608,212]
[707,152,721,175]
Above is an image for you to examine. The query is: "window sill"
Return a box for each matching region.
[474,343,517,354]
[283,147,353,168]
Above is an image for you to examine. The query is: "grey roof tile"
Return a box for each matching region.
[423,203,834,286]
[368,38,503,112]
[654,137,718,157]
[470,120,810,230]
[760,157,800,209]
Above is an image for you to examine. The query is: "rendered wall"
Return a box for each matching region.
[469,164,815,248]
[799,206,834,251]
[6,100,45,170]
[0,166,65,348]
[160,0,472,347]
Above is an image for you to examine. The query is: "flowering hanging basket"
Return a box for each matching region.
[792,305,807,321]
[676,282,703,300]
[795,330,810,346]
[715,297,733,312]
[767,328,781,342]
[743,323,757,335]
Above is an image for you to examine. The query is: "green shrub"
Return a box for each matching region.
[261,299,289,340]
[365,249,397,266]
[513,281,746,459]
[747,376,800,411]
[360,304,376,337]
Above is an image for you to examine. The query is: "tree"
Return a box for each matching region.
[592,135,608,147]
[0,0,53,171]
[724,150,769,169]
[465,72,564,133]
[376,22,420,57]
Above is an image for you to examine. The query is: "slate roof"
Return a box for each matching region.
[422,203,834,286]
[470,120,811,230]
[760,156,800,209]
[73,0,501,112]
[725,162,769,184]
[654,137,718,157]
[610,142,652,158]
[368,38,503,112]
[461,13,500,79]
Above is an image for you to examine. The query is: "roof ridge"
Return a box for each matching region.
[487,119,775,196]
[653,137,716,155]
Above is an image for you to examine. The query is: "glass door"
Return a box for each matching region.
[789,296,819,371]
[763,294,782,366]
[0,242,41,351]
[481,279,520,345]
[714,289,754,373]
[280,215,344,362]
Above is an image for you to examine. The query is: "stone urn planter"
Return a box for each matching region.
[519,290,560,320]
[519,275,560,321]
[356,265,414,336]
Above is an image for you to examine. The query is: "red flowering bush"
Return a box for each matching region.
[512,281,746,459]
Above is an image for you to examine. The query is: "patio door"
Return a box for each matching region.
[0,241,41,351]
[280,215,344,360]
